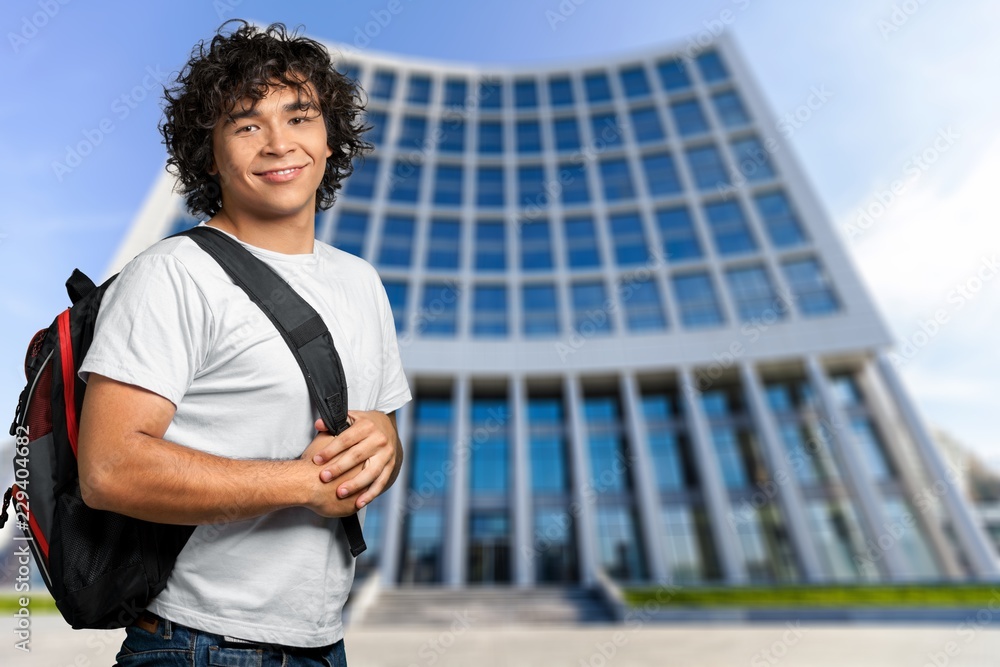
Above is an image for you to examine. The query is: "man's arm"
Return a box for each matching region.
[78,373,363,524]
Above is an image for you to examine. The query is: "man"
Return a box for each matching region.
[77,20,409,666]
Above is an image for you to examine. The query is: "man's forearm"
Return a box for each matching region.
[79,433,352,524]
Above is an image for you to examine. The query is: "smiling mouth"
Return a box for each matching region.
[255,166,305,182]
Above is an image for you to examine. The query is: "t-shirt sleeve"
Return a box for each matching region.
[78,252,214,407]
[372,277,411,415]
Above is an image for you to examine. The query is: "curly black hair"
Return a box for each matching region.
[159,20,372,219]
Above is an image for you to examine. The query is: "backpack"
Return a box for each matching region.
[1,225,365,629]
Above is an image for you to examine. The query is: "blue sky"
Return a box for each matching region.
[2,0,998,467]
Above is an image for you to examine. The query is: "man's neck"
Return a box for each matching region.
[206,209,315,255]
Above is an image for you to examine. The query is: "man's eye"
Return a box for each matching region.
[235,124,256,133]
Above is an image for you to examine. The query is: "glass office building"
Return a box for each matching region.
[114,33,998,587]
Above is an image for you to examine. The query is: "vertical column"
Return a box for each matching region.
[379,399,413,587]
[739,362,824,582]
[619,372,669,583]
[679,367,747,583]
[874,352,1000,578]
[804,355,908,579]
[857,358,962,578]
[511,375,533,586]
[444,375,471,587]
[564,374,599,587]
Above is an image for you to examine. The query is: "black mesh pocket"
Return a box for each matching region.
[52,481,143,594]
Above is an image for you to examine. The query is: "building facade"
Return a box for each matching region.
[114,33,998,588]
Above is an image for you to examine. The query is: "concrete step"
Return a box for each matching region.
[358,586,615,627]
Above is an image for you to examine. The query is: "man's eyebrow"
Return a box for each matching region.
[224,100,319,123]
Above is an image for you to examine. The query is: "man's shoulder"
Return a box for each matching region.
[314,239,381,283]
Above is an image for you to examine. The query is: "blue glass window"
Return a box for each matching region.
[596,506,646,581]
[438,117,465,153]
[549,75,574,106]
[559,162,590,205]
[599,158,635,201]
[726,266,784,322]
[620,65,651,98]
[564,216,601,268]
[476,166,504,207]
[553,117,581,152]
[571,282,612,334]
[642,395,689,491]
[642,152,683,196]
[584,71,612,102]
[400,511,444,583]
[388,160,422,202]
[584,397,630,491]
[673,272,724,327]
[591,112,624,147]
[419,282,459,335]
[712,90,750,127]
[371,69,395,100]
[630,107,664,144]
[426,218,461,270]
[515,78,538,108]
[479,78,503,109]
[782,257,840,316]
[754,191,807,247]
[409,398,452,496]
[671,99,710,136]
[657,58,691,91]
[377,215,415,268]
[621,277,666,331]
[475,221,506,271]
[343,157,379,199]
[364,110,387,146]
[478,121,503,154]
[333,210,367,257]
[444,78,467,107]
[686,145,730,190]
[398,116,427,149]
[696,50,729,82]
[337,63,359,82]
[407,74,432,104]
[433,164,463,206]
[523,284,560,336]
[731,136,776,182]
[609,212,648,266]
[703,200,757,255]
[470,399,509,493]
[518,165,546,208]
[517,120,542,153]
[529,398,568,490]
[383,280,408,333]
[520,220,554,271]
[472,285,508,337]
[655,206,702,260]
[851,416,894,482]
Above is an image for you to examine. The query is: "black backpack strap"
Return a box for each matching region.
[176,226,366,557]
[65,269,97,304]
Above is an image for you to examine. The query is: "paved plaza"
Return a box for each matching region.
[2,614,999,666]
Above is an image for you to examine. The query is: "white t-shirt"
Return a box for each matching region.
[78,221,411,647]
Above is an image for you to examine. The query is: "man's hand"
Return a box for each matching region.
[306,410,401,510]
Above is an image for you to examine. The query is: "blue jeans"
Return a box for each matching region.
[114,612,348,666]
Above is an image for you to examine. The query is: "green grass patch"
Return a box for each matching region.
[625,584,1000,608]
[0,592,59,614]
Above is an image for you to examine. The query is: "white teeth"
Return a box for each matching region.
[268,168,297,175]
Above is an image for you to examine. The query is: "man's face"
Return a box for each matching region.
[209,80,333,222]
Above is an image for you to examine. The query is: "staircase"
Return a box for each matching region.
[357,586,616,627]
